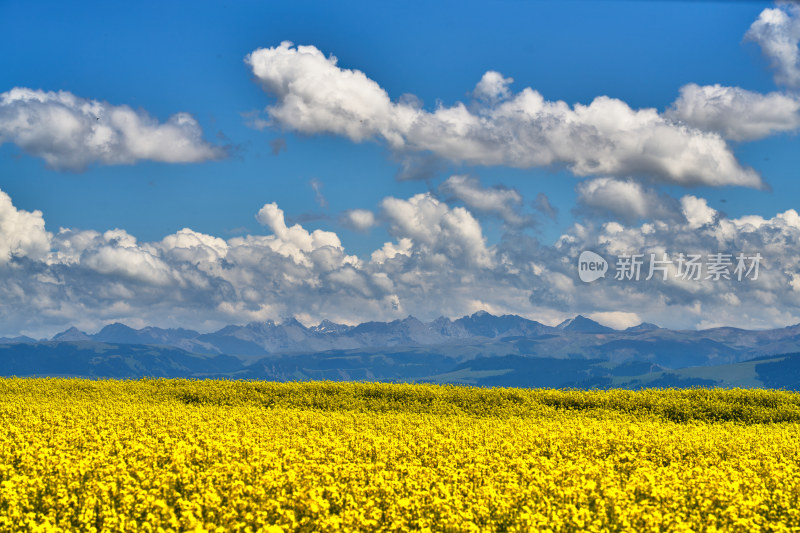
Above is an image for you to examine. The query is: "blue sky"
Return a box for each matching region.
[1,0,800,336]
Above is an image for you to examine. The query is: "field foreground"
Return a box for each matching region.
[1,379,800,532]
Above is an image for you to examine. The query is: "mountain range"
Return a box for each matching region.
[3,312,800,389]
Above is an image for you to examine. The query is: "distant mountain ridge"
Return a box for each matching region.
[25,312,602,356]
[3,312,800,389]
[4,312,800,364]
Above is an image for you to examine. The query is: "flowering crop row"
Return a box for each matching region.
[1,378,799,531]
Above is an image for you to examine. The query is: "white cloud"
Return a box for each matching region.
[680,195,717,229]
[0,88,225,171]
[548,218,782,329]
[745,3,800,88]
[370,238,412,264]
[254,202,344,265]
[82,245,175,286]
[473,71,513,103]
[246,42,762,188]
[0,189,51,263]
[439,175,527,226]
[381,193,493,268]
[3,186,800,336]
[576,177,679,222]
[158,228,229,265]
[666,83,800,141]
[340,209,376,232]
[245,43,404,144]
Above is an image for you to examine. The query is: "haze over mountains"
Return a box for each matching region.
[2,311,800,389]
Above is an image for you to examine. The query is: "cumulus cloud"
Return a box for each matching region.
[381,193,493,268]
[82,242,175,286]
[339,209,376,232]
[370,238,412,264]
[439,175,527,226]
[254,202,345,265]
[576,177,680,222]
[158,228,229,265]
[473,71,514,103]
[3,184,800,336]
[680,195,718,229]
[246,42,762,188]
[745,3,800,88]
[0,189,51,263]
[665,83,800,141]
[0,88,225,171]
[551,204,800,329]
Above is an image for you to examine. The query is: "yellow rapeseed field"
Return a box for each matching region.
[1,379,800,532]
